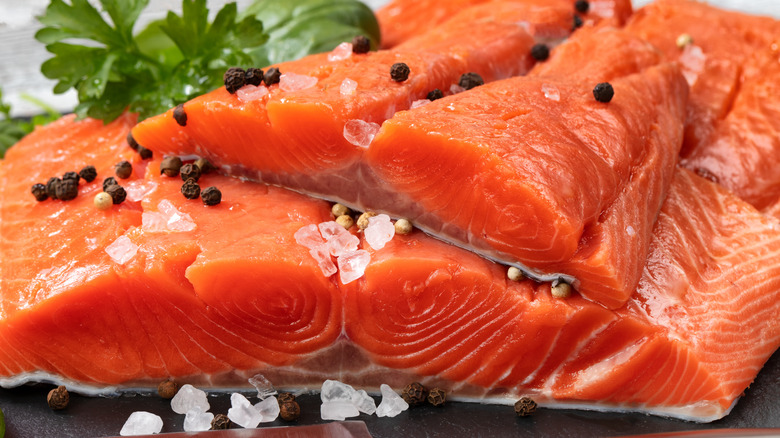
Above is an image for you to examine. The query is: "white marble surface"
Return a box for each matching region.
[1,0,778,116]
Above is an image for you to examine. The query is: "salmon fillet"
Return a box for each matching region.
[624,0,780,216]
[2,116,779,422]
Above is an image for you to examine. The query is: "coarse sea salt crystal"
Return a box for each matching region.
[375,384,409,418]
[158,199,196,232]
[364,214,395,250]
[120,411,163,436]
[105,235,138,265]
[352,389,377,415]
[228,393,263,429]
[279,73,318,92]
[171,384,210,414]
[328,42,353,62]
[249,373,277,400]
[295,224,325,249]
[340,78,358,96]
[343,119,381,148]
[310,244,338,277]
[410,99,430,109]
[321,379,357,402]
[338,249,370,284]
[680,44,706,85]
[321,400,361,421]
[237,84,269,102]
[541,83,560,101]
[184,409,214,432]
[142,211,167,232]
[449,84,466,95]
[125,180,157,202]
[255,396,281,422]
[626,225,636,237]
[319,221,349,241]
[328,232,360,257]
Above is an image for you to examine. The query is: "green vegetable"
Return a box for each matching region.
[0,89,61,158]
[241,0,381,66]
[0,405,5,438]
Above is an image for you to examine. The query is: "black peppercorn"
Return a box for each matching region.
[115,160,133,179]
[79,165,97,183]
[245,68,264,86]
[573,14,584,30]
[181,179,201,200]
[62,171,80,184]
[390,63,410,82]
[593,82,614,103]
[103,176,117,191]
[137,145,153,160]
[157,380,179,399]
[277,392,295,404]
[126,132,139,151]
[194,157,216,174]
[201,186,222,206]
[575,0,590,13]
[279,400,300,421]
[160,156,184,177]
[31,183,48,202]
[47,386,69,410]
[224,67,247,94]
[46,177,61,200]
[531,43,550,61]
[426,88,444,101]
[401,382,428,407]
[180,163,201,182]
[427,387,446,406]
[458,72,484,90]
[173,104,187,127]
[514,397,537,417]
[56,178,79,201]
[105,184,127,204]
[352,35,371,54]
[264,67,281,86]
[211,414,231,430]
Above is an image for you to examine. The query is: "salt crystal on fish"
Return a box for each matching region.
[318,221,348,241]
[171,384,210,415]
[120,411,163,436]
[679,45,705,85]
[541,83,560,101]
[183,409,214,432]
[352,389,377,415]
[295,224,325,249]
[279,73,318,92]
[410,99,430,109]
[321,400,360,421]
[228,393,263,429]
[310,244,338,277]
[327,232,360,257]
[364,214,395,250]
[105,235,138,265]
[158,200,196,232]
[340,78,358,96]
[338,249,370,284]
[125,180,157,202]
[328,42,353,62]
[626,225,636,236]
[237,84,269,102]
[321,379,357,402]
[375,384,409,418]
[249,373,277,400]
[343,119,380,148]
[449,84,466,94]
[142,212,168,233]
[255,396,280,422]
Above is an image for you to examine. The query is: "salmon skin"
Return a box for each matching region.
[624,0,780,217]
[2,116,779,422]
[376,0,634,49]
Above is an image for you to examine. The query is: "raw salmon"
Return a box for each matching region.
[624,0,780,215]
[2,117,779,422]
[376,0,634,49]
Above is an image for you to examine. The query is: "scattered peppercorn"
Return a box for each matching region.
[427,88,444,101]
[160,156,184,177]
[245,67,264,86]
[94,192,112,211]
[224,67,247,93]
[180,163,202,182]
[507,266,524,281]
[530,43,550,61]
[352,35,371,54]
[181,179,201,200]
[593,82,614,103]
[201,186,222,206]
[394,218,413,235]
[102,176,118,191]
[79,165,97,183]
[336,214,354,229]
[115,160,133,179]
[572,14,584,30]
[105,184,127,204]
[126,132,139,151]
[279,400,301,421]
[277,392,296,404]
[62,171,80,184]
[551,282,572,299]
[194,157,216,174]
[157,380,179,399]
[694,167,719,183]
[356,211,377,230]
[47,386,69,410]
[401,382,428,407]
[427,388,446,407]
[264,67,281,86]
[173,104,187,127]
[332,203,351,217]
[458,72,484,90]
[514,397,537,417]
[575,0,590,13]
[31,183,48,202]
[676,33,694,49]
[56,178,79,201]
[46,177,61,200]
[211,414,231,430]
[390,63,410,82]
[137,145,153,160]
